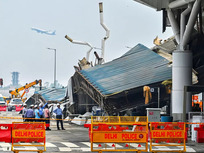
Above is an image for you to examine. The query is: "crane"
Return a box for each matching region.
[9,79,42,102]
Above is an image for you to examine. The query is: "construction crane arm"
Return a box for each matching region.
[9,79,42,99]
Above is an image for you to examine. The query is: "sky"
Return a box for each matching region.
[0,0,173,87]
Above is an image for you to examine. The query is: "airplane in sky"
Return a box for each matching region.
[31,27,56,35]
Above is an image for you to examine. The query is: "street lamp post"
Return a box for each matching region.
[47,48,56,88]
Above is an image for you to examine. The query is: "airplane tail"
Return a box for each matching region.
[52,30,56,35]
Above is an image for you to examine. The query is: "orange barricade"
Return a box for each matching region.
[0,105,7,111]
[91,116,148,153]
[12,122,46,153]
[150,122,186,153]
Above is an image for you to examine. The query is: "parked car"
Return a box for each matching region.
[8,98,23,111]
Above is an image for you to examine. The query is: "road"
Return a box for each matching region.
[0,111,203,152]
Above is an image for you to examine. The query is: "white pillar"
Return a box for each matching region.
[172,50,192,121]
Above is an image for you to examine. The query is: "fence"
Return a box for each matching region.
[0,124,12,143]
[12,122,46,153]
[0,105,7,111]
[150,122,186,153]
[91,116,148,153]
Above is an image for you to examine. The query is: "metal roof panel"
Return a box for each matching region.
[35,88,67,101]
[80,44,172,96]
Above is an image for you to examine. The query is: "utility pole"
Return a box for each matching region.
[47,48,56,88]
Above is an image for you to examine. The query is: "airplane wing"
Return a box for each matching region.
[31,28,43,33]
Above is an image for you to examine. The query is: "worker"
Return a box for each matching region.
[24,105,34,122]
[39,103,48,122]
[44,105,51,130]
[53,103,65,130]
[22,104,27,121]
[35,105,40,122]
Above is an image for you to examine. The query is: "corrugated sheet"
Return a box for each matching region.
[80,44,172,96]
[34,88,67,101]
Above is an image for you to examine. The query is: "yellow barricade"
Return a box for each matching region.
[150,122,186,153]
[12,122,46,153]
[91,116,148,153]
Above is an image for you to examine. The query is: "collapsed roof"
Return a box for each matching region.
[26,88,67,107]
[80,44,171,96]
[34,88,67,102]
[72,44,172,114]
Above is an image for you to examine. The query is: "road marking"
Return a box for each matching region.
[59,147,72,151]
[81,142,90,147]
[61,142,79,147]
[46,142,56,147]
[152,146,170,150]
[81,147,91,151]
[186,147,196,152]
[3,147,11,151]
[13,147,38,150]
[90,143,99,148]
[0,143,11,147]
[177,146,196,152]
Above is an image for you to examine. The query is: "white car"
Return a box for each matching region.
[8,98,23,111]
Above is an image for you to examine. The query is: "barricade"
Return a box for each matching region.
[0,105,7,111]
[15,105,23,112]
[12,122,46,153]
[84,123,91,141]
[0,124,12,143]
[150,122,186,153]
[194,124,204,143]
[91,116,148,153]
